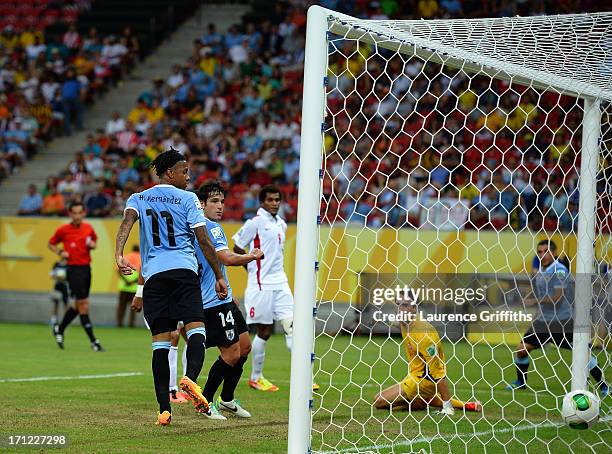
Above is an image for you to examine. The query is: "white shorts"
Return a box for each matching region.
[244,284,294,325]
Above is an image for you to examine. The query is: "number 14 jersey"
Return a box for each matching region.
[125,184,206,282]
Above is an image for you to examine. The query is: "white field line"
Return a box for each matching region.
[0,372,144,383]
[317,414,612,453]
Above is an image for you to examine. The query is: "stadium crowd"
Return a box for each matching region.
[1,0,140,183]
[18,0,611,232]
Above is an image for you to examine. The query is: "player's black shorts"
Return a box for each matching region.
[522,319,573,349]
[204,301,248,348]
[67,265,91,300]
[52,282,69,303]
[143,269,204,335]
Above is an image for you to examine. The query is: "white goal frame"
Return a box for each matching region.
[288,6,609,453]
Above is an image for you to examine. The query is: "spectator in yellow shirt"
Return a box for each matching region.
[127,98,149,124]
[418,0,440,18]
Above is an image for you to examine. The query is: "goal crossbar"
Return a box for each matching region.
[327,11,612,101]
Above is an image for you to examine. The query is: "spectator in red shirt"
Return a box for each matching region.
[48,201,104,352]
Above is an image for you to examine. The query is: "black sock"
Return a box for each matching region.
[185,333,206,382]
[516,364,529,383]
[58,307,78,333]
[203,356,233,402]
[221,355,248,402]
[152,348,171,413]
[590,365,604,384]
[79,314,97,343]
[514,356,530,384]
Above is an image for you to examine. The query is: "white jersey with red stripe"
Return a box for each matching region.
[232,207,288,290]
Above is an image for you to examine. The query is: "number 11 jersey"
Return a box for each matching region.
[125,184,206,281]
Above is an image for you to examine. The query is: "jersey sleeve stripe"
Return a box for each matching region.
[124,206,139,216]
[215,246,229,252]
[253,232,262,290]
[191,222,206,229]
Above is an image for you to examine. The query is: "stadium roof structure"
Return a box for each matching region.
[326,11,612,101]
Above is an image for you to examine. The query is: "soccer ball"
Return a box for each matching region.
[561,390,600,429]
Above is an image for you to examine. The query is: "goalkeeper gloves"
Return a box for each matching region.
[437,400,455,416]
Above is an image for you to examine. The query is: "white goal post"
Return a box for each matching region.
[289,6,612,453]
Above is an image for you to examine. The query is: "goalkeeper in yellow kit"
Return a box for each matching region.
[373,299,482,415]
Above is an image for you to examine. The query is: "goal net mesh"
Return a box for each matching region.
[311,11,612,453]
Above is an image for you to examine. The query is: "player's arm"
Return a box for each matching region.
[217,247,264,266]
[232,219,257,268]
[526,271,567,306]
[232,245,249,270]
[115,209,138,274]
[194,225,228,299]
[131,273,144,312]
[436,376,452,402]
[535,287,564,305]
[420,334,454,415]
[233,245,247,255]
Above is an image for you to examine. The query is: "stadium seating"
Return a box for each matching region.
[29,0,611,231]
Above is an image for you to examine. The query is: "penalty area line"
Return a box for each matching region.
[317,415,612,453]
[0,372,144,383]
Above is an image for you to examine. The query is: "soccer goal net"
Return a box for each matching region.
[288,6,612,454]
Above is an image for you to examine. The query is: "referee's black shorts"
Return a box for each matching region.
[522,319,573,349]
[143,269,204,335]
[67,265,91,300]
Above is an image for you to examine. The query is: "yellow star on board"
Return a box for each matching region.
[0,224,35,271]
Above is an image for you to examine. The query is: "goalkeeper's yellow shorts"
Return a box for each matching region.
[400,374,437,401]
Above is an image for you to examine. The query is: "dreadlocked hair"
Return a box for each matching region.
[150,148,184,177]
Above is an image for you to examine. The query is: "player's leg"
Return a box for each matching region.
[249,323,276,391]
[116,291,127,327]
[274,286,294,351]
[374,376,426,411]
[53,267,79,348]
[506,339,537,389]
[172,270,209,413]
[212,321,252,418]
[219,303,252,416]
[506,323,543,389]
[180,325,188,377]
[150,319,173,426]
[373,383,409,409]
[183,323,206,378]
[73,266,103,351]
[168,328,187,404]
[50,284,63,325]
[202,342,239,420]
[559,327,609,397]
[61,285,69,312]
[76,297,103,351]
[201,303,240,416]
[246,287,278,391]
[127,295,136,328]
[178,320,209,413]
[50,294,59,326]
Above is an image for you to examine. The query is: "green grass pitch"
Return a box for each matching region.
[1,323,610,453]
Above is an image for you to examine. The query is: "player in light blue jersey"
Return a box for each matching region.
[506,240,608,397]
[196,180,263,420]
[115,149,229,426]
